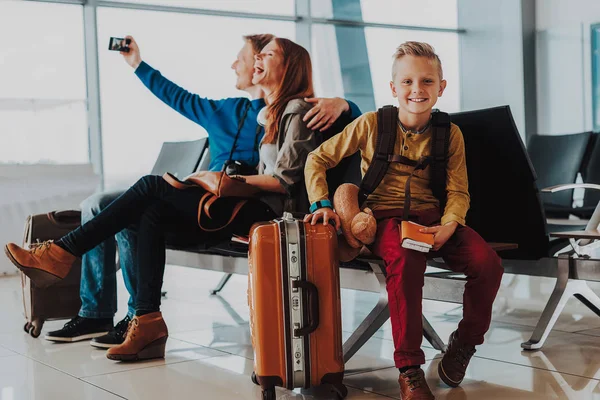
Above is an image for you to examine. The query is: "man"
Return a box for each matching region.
[44,34,361,347]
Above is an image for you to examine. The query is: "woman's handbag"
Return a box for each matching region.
[162,171,260,232]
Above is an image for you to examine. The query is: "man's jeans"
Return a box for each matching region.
[78,191,137,320]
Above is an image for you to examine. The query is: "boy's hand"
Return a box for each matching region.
[303,207,341,231]
[419,221,458,251]
[303,97,350,132]
[122,35,142,70]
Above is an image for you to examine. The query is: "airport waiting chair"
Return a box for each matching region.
[149,138,208,177]
[527,132,592,220]
[582,134,600,212]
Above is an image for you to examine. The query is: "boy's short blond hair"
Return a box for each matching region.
[392,41,443,80]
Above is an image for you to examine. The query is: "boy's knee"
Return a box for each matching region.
[471,247,503,282]
[385,253,427,285]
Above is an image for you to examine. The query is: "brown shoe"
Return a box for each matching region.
[106,312,168,362]
[398,368,435,399]
[4,241,76,288]
[438,331,476,387]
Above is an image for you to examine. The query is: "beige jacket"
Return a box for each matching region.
[259,98,317,215]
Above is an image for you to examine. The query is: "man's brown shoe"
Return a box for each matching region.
[4,241,76,288]
[106,312,168,362]
[438,331,476,388]
[398,368,435,399]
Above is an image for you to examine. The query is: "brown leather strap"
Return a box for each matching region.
[203,194,219,219]
[197,192,248,232]
[162,172,195,190]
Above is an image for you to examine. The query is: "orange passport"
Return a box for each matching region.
[400,221,435,248]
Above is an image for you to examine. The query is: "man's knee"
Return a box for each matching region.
[80,191,123,221]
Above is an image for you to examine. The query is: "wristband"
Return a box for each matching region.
[309,200,332,213]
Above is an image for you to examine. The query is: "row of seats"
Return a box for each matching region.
[149,105,600,359]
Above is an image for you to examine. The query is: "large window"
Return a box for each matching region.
[311,0,458,29]
[0,1,88,165]
[0,0,462,187]
[102,0,294,16]
[97,7,294,189]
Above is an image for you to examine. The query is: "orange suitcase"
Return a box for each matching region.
[248,213,347,400]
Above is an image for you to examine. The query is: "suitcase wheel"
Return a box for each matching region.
[331,383,348,399]
[261,388,275,400]
[251,371,259,385]
[24,320,42,338]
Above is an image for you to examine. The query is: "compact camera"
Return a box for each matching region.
[224,160,257,177]
[108,37,131,53]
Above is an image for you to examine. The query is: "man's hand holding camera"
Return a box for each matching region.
[121,35,142,70]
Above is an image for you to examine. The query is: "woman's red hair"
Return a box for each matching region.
[263,38,314,144]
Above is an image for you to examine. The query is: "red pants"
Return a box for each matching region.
[370,208,503,369]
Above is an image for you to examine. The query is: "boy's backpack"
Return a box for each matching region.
[357,105,451,211]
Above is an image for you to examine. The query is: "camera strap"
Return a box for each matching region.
[224,102,252,171]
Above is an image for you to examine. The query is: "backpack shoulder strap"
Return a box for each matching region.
[429,110,451,210]
[358,106,398,207]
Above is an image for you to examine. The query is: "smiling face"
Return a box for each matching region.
[231,41,256,90]
[390,55,446,118]
[252,40,285,91]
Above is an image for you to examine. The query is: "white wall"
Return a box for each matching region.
[536,0,599,134]
[458,0,527,138]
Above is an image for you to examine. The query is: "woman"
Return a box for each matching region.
[5,38,317,362]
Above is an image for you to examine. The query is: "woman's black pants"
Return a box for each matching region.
[59,175,276,315]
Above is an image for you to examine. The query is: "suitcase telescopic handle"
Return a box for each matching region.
[292,280,320,336]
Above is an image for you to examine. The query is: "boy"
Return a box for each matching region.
[304,42,503,399]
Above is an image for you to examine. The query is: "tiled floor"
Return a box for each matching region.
[2,266,600,399]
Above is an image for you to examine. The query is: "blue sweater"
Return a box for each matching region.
[135,61,362,172]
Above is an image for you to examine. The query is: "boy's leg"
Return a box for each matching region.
[370,217,428,369]
[78,191,123,319]
[438,225,504,346]
[436,223,504,387]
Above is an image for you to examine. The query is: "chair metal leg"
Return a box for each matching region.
[573,282,600,317]
[422,314,447,352]
[522,255,571,350]
[210,273,233,295]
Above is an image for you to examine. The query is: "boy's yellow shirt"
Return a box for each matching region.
[305,111,470,226]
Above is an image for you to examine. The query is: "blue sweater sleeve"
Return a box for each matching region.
[346,100,362,119]
[135,61,224,128]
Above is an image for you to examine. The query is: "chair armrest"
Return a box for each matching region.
[542,183,600,193]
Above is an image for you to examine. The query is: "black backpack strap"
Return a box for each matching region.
[429,110,451,210]
[358,105,398,207]
[402,156,431,220]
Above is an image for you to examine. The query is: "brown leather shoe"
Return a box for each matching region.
[4,241,76,288]
[398,368,435,399]
[438,331,476,387]
[106,312,168,362]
